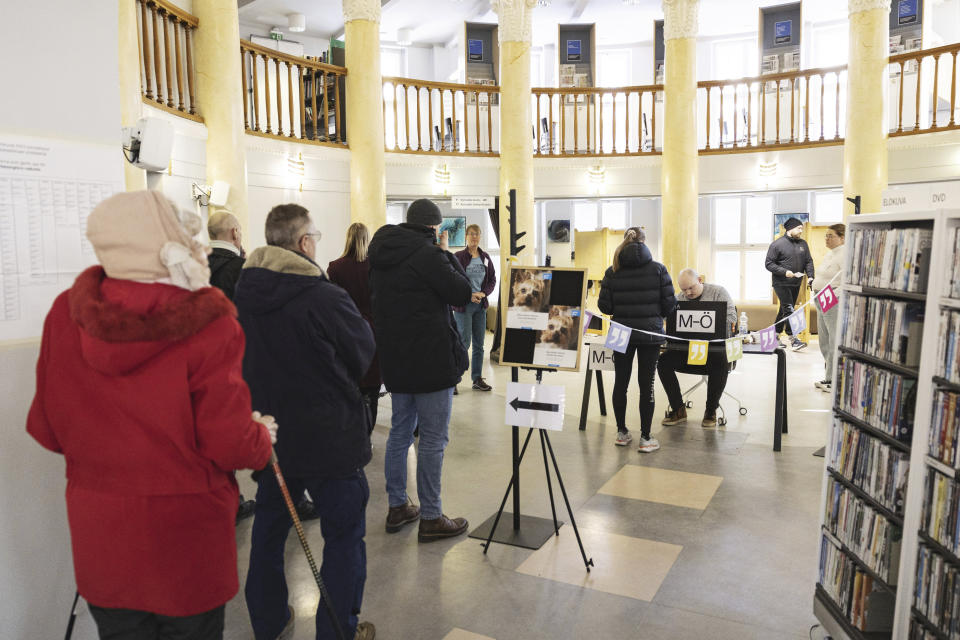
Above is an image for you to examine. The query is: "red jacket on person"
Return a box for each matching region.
[27,266,272,616]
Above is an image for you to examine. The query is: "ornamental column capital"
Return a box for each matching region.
[491,0,537,44]
[848,0,892,15]
[343,0,380,24]
[662,0,699,41]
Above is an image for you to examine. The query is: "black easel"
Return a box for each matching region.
[467,190,594,571]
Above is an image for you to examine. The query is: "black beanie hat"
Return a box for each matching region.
[406,199,443,226]
[783,217,803,232]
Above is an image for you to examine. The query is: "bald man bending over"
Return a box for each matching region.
[208,211,246,301]
[658,268,737,428]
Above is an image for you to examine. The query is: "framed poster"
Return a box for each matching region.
[773,212,809,238]
[898,0,918,25]
[440,216,467,247]
[774,20,792,45]
[468,38,483,61]
[501,266,588,371]
[566,39,581,62]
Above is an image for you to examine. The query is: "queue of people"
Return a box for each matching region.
[26,190,839,640]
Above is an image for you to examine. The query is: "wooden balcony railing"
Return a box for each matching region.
[698,65,848,153]
[531,86,663,156]
[240,40,347,146]
[383,78,500,155]
[136,0,200,121]
[889,42,960,136]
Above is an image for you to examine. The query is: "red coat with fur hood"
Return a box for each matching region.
[27,266,272,616]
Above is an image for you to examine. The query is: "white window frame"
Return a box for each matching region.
[811,190,844,225]
[711,196,773,303]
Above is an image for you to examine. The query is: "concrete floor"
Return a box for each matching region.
[225,336,833,640]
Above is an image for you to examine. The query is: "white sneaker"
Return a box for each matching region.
[814,379,832,392]
[615,431,633,446]
[637,436,660,453]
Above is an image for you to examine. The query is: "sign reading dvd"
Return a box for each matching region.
[501,266,588,371]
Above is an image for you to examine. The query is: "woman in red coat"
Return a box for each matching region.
[328,222,382,433]
[27,191,275,639]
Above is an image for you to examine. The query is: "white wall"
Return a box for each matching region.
[239,21,331,59]
[0,0,120,636]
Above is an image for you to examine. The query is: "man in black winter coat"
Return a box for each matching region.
[765,217,815,351]
[369,198,473,543]
[207,211,245,301]
[237,204,377,640]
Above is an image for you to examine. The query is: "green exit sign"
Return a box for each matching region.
[270,31,283,41]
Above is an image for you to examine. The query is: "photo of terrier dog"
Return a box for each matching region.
[509,269,551,312]
[537,306,580,351]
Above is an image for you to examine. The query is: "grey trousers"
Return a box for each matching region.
[817,304,839,382]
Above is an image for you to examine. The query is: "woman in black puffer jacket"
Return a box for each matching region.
[598,228,677,452]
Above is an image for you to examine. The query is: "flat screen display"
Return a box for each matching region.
[774,20,792,45]
[468,39,483,61]
[566,39,581,62]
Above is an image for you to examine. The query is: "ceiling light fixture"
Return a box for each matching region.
[288,13,306,32]
[537,0,551,7]
[396,28,413,46]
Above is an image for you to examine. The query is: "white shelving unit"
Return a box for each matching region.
[814,209,960,640]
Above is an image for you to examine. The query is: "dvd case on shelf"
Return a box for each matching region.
[848,227,933,293]
[836,356,916,443]
[921,468,960,558]
[930,389,960,467]
[824,477,903,583]
[914,544,960,638]
[843,295,925,367]
[829,419,910,515]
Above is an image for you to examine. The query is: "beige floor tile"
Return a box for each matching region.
[515,527,682,602]
[443,629,496,640]
[597,464,723,510]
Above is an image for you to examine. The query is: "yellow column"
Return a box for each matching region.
[344,0,386,229]
[119,0,146,191]
[843,0,890,218]
[193,0,250,231]
[659,0,699,277]
[495,0,536,283]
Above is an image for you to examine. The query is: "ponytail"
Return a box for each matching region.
[612,226,645,272]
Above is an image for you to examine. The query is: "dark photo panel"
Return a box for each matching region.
[502,328,537,364]
[548,270,585,306]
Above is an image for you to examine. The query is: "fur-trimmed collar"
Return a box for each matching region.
[69,266,235,343]
[243,245,324,277]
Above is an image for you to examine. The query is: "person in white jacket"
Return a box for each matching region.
[811,224,846,392]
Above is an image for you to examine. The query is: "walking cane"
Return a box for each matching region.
[64,590,80,640]
[269,448,348,640]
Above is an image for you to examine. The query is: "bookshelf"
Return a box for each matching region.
[815,209,960,639]
[813,211,948,640]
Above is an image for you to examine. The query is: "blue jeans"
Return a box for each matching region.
[245,470,368,640]
[454,302,486,381]
[385,388,453,520]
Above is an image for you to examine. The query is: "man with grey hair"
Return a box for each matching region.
[237,203,376,639]
[658,268,737,428]
[207,211,245,301]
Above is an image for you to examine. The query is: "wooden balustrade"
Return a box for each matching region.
[889,42,960,137]
[240,40,347,146]
[135,0,201,122]
[382,78,500,155]
[698,65,847,154]
[531,86,662,156]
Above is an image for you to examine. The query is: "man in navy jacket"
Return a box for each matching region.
[369,198,473,543]
[236,204,376,640]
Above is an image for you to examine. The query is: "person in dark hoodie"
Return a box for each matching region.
[765,217,814,351]
[598,227,677,452]
[27,191,276,639]
[368,198,473,542]
[236,204,376,640]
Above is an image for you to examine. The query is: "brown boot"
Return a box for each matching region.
[418,514,468,543]
[662,406,687,426]
[385,500,420,533]
[701,409,717,428]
